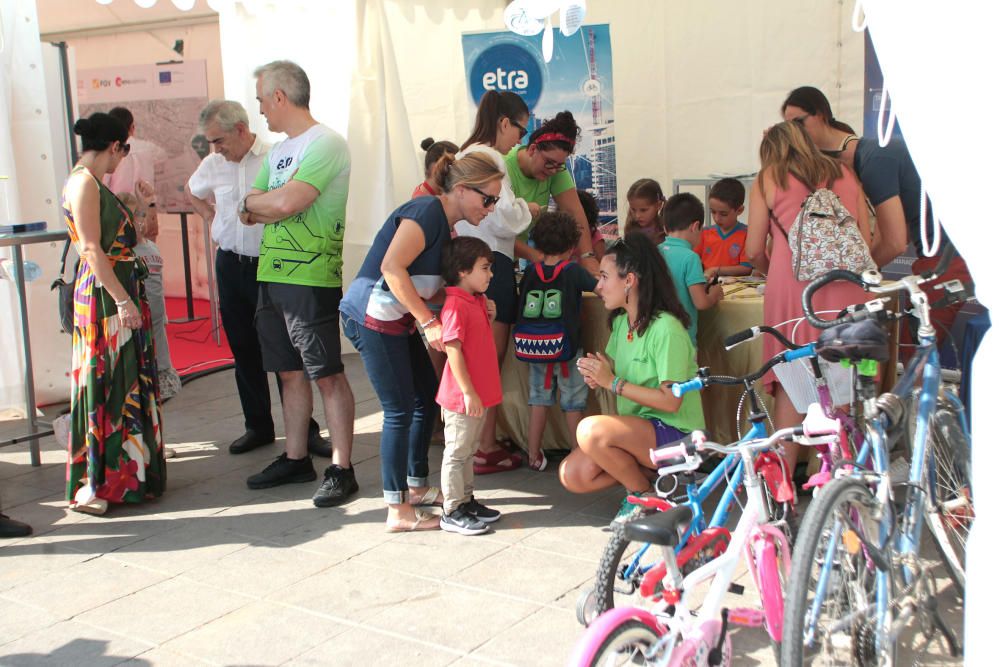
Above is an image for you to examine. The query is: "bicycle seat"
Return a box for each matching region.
[816,319,889,363]
[623,504,693,547]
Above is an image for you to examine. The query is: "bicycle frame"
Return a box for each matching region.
[619,417,768,588]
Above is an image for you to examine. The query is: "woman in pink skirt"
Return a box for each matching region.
[746,121,872,469]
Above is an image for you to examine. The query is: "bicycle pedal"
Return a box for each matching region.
[728,583,745,595]
[727,608,765,627]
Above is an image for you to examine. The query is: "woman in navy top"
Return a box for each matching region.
[341,153,502,531]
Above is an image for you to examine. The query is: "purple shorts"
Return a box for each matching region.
[650,418,687,449]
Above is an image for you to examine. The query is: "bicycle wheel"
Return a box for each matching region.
[582,619,659,667]
[590,518,665,621]
[591,517,730,621]
[782,477,887,667]
[924,405,972,595]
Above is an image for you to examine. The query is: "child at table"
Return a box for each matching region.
[697,178,752,280]
[436,236,503,536]
[516,211,598,472]
[624,178,666,246]
[658,193,724,344]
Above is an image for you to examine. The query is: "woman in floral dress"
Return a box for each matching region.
[62,112,166,514]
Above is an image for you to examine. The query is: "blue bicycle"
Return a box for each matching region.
[782,243,973,665]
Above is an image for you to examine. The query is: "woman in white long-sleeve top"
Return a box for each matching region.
[454,91,537,473]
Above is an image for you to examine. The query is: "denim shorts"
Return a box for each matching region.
[527,351,589,411]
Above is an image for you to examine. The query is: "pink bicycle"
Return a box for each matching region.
[569,424,839,667]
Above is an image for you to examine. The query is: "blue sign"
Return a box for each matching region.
[467,42,543,112]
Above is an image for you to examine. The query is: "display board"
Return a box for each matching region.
[462,24,618,237]
[76,60,209,213]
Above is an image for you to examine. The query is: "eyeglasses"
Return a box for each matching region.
[511,119,528,139]
[118,143,131,156]
[467,185,500,208]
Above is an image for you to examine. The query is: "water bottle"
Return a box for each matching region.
[21,260,42,283]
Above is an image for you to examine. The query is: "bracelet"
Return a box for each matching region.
[420,316,439,329]
[614,377,627,396]
[580,251,596,260]
[611,376,621,394]
[115,298,130,308]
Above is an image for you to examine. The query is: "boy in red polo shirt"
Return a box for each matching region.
[437,237,503,536]
[697,178,752,280]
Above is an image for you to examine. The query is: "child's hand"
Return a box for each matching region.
[486,299,497,322]
[134,180,155,206]
[527,202,541,219]
[463,391,484,418]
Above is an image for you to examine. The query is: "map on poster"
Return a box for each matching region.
[77,61,209,213]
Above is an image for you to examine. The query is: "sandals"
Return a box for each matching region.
[473,447,523,475]
[385,508,440,533]
[528,450,548,472]
[69,497,108,515]
[410,486,443,507]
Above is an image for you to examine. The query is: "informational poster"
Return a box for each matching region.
[77,61,209,213]
[462,24,618,237]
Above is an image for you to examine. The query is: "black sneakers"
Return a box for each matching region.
[246,454,316,489]
[229,430,276,455]
[466,496,501,523]
[312,465,359,507]
[441,505,490,536]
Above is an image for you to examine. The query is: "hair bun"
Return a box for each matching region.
[420,137,435,151]
[73,118,92,136]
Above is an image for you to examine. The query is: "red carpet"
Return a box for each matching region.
[165,297,234,378]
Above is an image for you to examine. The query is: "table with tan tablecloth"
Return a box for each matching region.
[496,285,767,449]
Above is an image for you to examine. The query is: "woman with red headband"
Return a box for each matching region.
[507,112,598,273]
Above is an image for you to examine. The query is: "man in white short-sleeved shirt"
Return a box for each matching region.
[186,99,326,458]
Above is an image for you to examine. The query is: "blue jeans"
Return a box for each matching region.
[342,315,439,504]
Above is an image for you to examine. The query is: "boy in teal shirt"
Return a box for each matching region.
[658,193,723,343]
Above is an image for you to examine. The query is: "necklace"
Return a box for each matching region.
[627,318,640,342]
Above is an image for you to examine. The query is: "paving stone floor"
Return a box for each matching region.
[0,356,964,665]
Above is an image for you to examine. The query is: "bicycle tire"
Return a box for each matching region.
[581,618,659,667]
[591,516,661,619]
[782,477,887,667]
[923,405,972,595]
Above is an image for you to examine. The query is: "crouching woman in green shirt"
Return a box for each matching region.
[560,233,705,521]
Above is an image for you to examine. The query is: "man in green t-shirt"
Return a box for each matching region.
[239,60,357,508]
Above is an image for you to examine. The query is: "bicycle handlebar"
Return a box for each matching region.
[801,240,966,331]
[724,325,802,351]
[801,270,875,329]
[652,426,805,465]
[672,343,817,398]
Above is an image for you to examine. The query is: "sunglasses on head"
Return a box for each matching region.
[467,185,500,207]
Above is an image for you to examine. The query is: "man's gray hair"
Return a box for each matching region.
[253,60,310,109]
[199,99,249,133]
